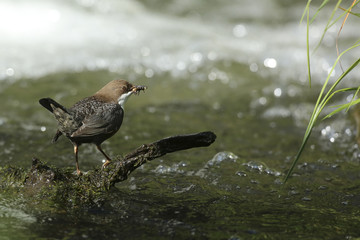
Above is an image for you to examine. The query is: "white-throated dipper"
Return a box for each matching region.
[39,79,146,175]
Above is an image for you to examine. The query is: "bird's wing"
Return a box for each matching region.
[71,104,123,138]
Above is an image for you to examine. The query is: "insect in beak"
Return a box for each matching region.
[131,85,147,95]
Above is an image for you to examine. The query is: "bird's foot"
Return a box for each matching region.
[102,160,111,169]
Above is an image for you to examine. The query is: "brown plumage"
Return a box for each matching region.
[39,80,146,175]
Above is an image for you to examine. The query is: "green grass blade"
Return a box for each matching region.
[323,55,360,99]
[306,11,359,126]
[345,86,360,112]
[309,0,331,24]
[313,1,360,53]
[306,6,311,86]
[317,42,360,104]
[339,0,360,18]
[284,119,316,182]
[284,57,360,183]
[300,0,312,24]
[339,9,360,17]
[287,0,360,184]
[323,98,360,120]
[313,0,342,53]
[312,43,360,122]
[317,57,360,120]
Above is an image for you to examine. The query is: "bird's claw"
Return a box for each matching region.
[102,160,111,169]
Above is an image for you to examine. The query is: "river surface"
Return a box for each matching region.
[1,0,360,239]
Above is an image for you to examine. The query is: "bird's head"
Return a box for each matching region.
[95,79,147,106]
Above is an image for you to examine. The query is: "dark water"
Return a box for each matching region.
[1,0,360,239]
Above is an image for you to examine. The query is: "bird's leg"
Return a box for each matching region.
[74,145,81,175]
[96,144,112,168]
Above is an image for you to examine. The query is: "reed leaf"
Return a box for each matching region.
[323,97,360,120]
[284,57,360,182]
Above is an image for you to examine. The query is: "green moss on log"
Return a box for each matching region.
[0,132,216,207]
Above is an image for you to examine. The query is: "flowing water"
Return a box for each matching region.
[1,0,360,239]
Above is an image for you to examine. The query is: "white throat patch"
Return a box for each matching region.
[118,91,133,107]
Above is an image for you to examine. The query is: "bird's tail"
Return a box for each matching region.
[39,98,74,143]
[39,98,69,114]
[52,130,63,143]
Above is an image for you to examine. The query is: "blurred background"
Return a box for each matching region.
[1,0,360,239]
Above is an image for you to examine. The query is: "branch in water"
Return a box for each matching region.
[0,131,216,206]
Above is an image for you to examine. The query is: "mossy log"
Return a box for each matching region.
[0,131,216,207]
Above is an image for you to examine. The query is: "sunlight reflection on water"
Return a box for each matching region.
[0,0,311,83]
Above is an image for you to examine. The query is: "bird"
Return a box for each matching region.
[39,79,146,175]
